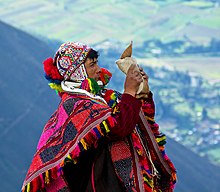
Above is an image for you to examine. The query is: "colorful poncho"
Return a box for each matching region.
[22,87,176,192]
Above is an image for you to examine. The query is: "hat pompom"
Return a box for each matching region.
[43,57,63,80]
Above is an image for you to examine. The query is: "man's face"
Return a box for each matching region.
[84,58,101,81]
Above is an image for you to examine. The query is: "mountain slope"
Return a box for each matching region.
[167,138,220,192]
[0,21,220,192]
[0,21,59,191]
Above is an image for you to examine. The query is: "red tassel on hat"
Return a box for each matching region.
[43,57,63,80]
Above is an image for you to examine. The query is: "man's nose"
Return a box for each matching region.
[96,64,101,73]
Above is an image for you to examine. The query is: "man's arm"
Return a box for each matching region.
[107,64,143,139]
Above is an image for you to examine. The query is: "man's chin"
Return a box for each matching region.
[95,76,101,81]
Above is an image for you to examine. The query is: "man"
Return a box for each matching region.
[22,42,176,192]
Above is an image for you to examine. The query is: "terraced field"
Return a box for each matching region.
[0,0,219,44]
[139,56,220,83]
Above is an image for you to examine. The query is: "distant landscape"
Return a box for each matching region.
[0,0,220,191]
[94,39,220,165]
[0,0,220,44]
[1,0,220,169]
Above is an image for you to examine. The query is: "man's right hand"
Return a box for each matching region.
[123,64,143,97]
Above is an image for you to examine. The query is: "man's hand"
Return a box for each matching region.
[139,66,149,82]
[124,64,143,97]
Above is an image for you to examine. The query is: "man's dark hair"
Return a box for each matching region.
[87,49,99,60]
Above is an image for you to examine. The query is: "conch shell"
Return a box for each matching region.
[116,41,149,98]
[120,41,133,59]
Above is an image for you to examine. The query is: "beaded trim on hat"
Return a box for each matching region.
[55,42,91,82]
[69,64,88,83]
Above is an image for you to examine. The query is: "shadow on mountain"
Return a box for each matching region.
[0,21,59,191]
[0,20,220,192]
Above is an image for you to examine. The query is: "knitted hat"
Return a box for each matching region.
[54,42,91,82]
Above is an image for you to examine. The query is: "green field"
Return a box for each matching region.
[139,56,220,83]
[0,0,219,45]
